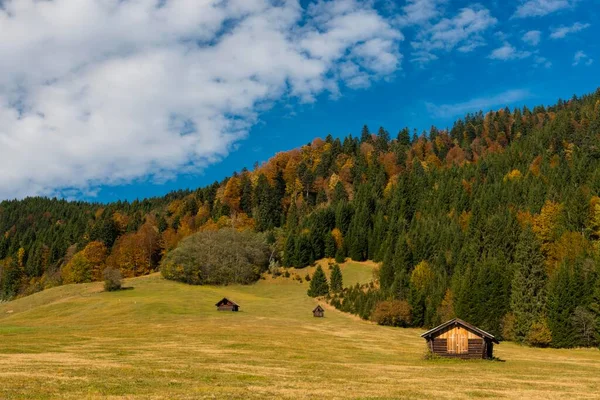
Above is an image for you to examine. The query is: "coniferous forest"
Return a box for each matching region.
[2,89,600,348]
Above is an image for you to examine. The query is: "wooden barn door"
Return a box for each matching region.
[447,326,469,354]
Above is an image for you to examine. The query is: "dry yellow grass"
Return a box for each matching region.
[1,261,599,399]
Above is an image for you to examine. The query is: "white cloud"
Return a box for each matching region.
[513,0,576,18]
[411,5,497,64]
[550,22,591,39]
[0,0,402,199]
[426,89,531,118]
[488,43,531,60]
[573,51,593,66]
[522,30,542,46]
[534,55,553,68]
[396,0,447,26]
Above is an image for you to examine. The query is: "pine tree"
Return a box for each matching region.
[375,126,390,153]
[397,128,410,146]
[510,228,547,343]
[324,233,336,258]
[360,125,371,143]
[335,247,345,264]
[332,181,348,205]
[308,266,329,297]
[330,263,343,292]
[284,235,296,267]
[295,234,312,268]
[588,275,600,345]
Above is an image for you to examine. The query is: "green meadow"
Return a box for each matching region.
[1,261,599,399]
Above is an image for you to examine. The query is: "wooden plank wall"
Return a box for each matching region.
[427,324,493,359]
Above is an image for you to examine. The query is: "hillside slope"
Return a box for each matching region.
[1,265,600,399]
[2,88,600,348]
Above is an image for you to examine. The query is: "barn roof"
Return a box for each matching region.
[421,318,499,344]
[313,305,324,312]
[215,297,239,307]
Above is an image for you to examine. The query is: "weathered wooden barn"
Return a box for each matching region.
[313,305,324,317]
[215,298,239,312]
[421,318,499,359]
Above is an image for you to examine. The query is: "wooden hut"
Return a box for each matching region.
[312,305,325,317]
[215,298,239,312]
[421,318,499,359]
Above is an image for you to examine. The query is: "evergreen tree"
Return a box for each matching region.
[284,235,296,267]
[332,181,348,205]
[589,275,600,345]
[330,263,343,292]
[397,128,410,146]
[375,126,390,153]
[324,233,336,258]
[335,247,346,264]
[360,125,371,143]
[308,265,329,297]
[295,234,312,268]
[510,228,547,342]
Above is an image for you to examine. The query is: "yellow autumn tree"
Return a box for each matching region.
[82,241,108,280]
[331,228,344,249]
[62,253,93,284]
[410,260,434,292]
[503,169,522,182]
[223,176,241,212]
[532,200,563,243]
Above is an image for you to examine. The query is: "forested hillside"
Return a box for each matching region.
[2,88,600,348]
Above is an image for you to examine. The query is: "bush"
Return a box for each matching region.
[305,274,311,282]
[103,267,122,292]
[160,229,269,285]
[269,259,281,277]
[371,300,412,327]
[526,319,552,347]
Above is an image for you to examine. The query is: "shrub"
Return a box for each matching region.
[160,228,269,285]
[305,274,311,282]
[526,319,552,347]
[284,270,291,278]
[371,300,412,327]
[269,259,281,277]
[103,267,122,292]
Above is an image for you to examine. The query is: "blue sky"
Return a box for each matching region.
[0,0,598,202]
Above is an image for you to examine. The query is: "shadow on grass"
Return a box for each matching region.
[104,286,134,293]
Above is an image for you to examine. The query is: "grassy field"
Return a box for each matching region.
[1,260,599,399]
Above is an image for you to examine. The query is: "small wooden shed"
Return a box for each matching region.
[215,298,239,312]
[313,305,325,317]
[421,318,499,359]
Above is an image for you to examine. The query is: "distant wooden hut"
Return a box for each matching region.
[313,305,325,318]
[215,298,239,312]
[421,318,499,359]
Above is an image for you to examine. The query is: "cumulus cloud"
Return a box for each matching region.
[522,30,542,46]
[426,89,531,118]
[411,5,497,64]
[513,0,576,18]
[488,43,531,60]
[0,0,402,199]
[396,0,447,26]
[550,22,591,39]
[573,51,593,66]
